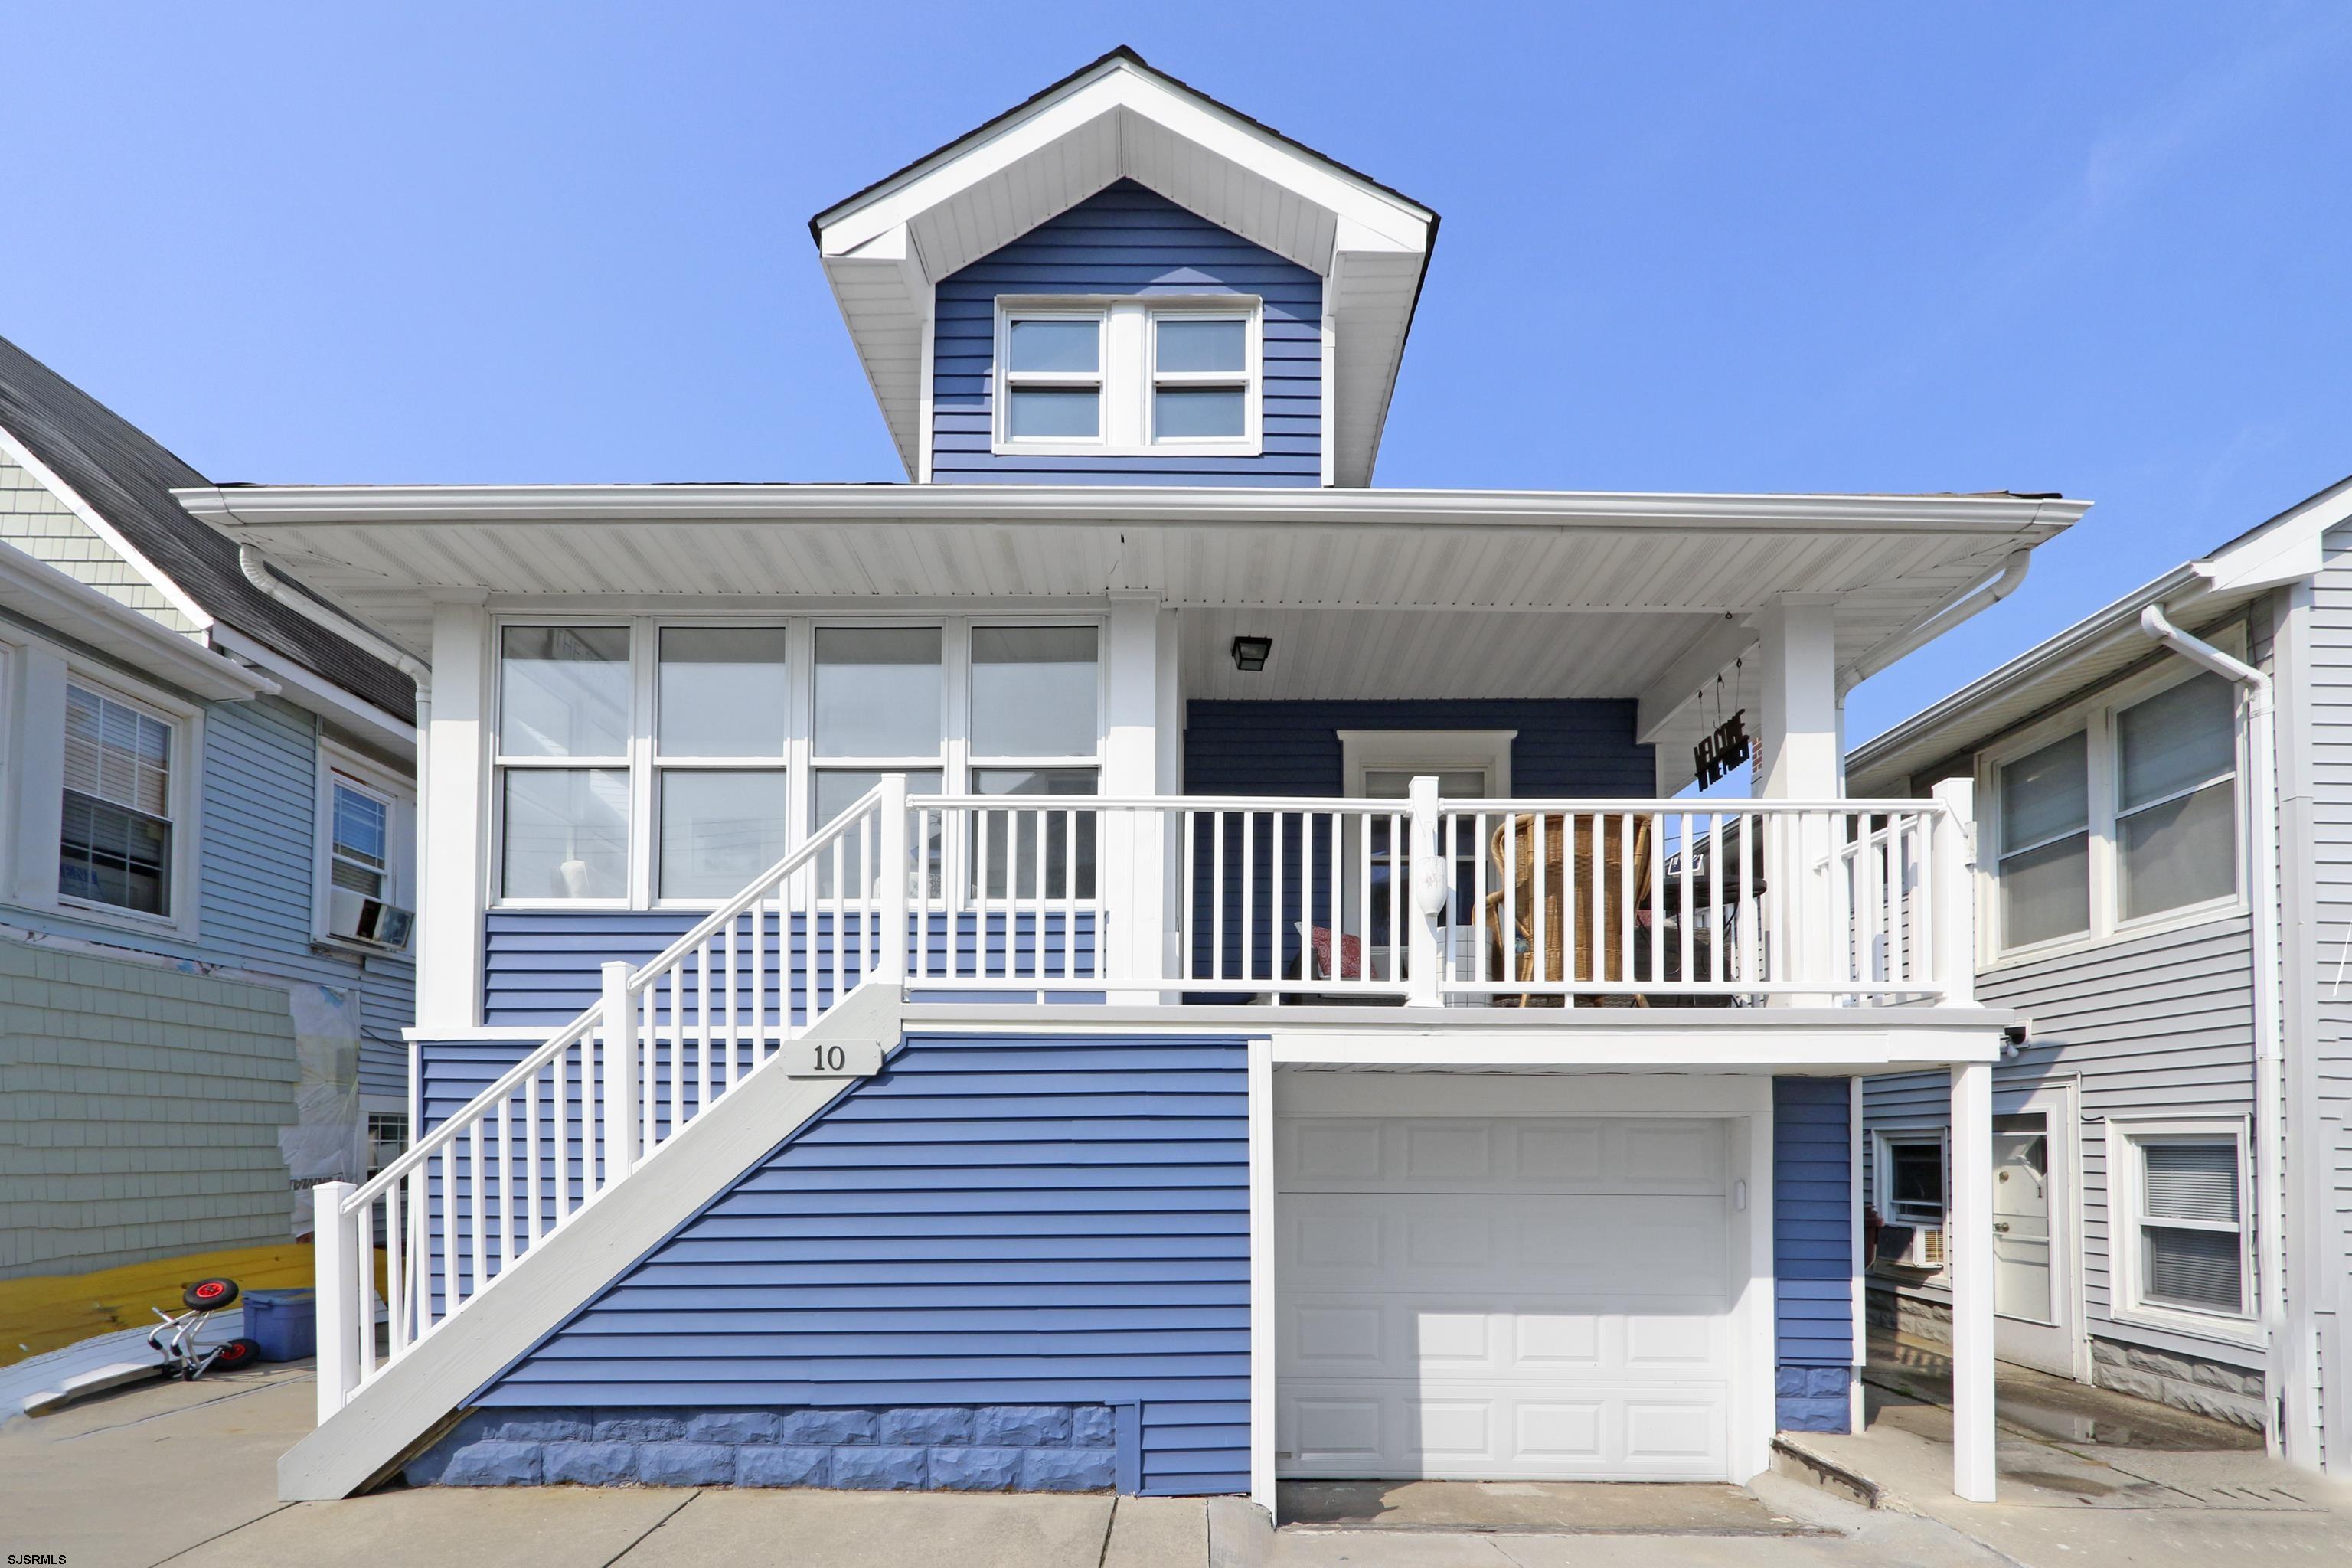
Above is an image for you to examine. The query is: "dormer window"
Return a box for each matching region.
[993,298,1262,457]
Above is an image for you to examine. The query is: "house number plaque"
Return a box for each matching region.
[787,1040,885,1077]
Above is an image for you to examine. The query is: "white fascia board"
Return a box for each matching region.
[0,422,214,632]
[177,482,2085,535]
[0,543,266,701]
[207,622,416,761]
[820,223,931,479]
[816,60,1431,267]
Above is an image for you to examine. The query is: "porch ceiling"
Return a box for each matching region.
[174,483,2082,782]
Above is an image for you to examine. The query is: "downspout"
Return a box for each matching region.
[1841,549,2034,694]
[241,544,435,1147]
[2139,603,2289,1457]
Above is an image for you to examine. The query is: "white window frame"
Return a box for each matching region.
[1871,1127,1951,1270]
[488,614,1107,912]
[27,658,204,939]
[312,741,416,950]
[992,296,1263,459]
[2106,1116,2259,1343]
[1977,641,2247,967]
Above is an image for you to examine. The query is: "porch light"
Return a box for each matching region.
[1230,635,1272,671]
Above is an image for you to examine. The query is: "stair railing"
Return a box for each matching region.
[310,777,907,1423]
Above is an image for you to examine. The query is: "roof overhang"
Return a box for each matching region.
[178,482,2079,789]
[1847,472,2352,792]
[0,541,270,702]
[810,49,1436,486]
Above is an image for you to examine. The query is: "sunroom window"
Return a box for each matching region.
[497,627,629,900]
[969,626,1100,899]
[814,627,944,893]
[655,628,790,900]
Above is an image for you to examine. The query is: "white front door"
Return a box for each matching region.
[1276,1114,1736,1481]
[1991,1088,2079,1377]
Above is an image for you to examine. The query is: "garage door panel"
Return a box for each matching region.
[1277,1112,1738,1482]
[1281,1380,1732,1481]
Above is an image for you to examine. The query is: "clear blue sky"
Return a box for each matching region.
[6,3,2349,745]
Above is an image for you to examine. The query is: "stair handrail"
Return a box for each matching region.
[341,782,890,1217]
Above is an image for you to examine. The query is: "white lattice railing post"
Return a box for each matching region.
[1406,776,1445,1007]
[602,959,637,1179]
[312,1180,358,1423]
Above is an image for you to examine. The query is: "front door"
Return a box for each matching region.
[1991,1088,2079,1377]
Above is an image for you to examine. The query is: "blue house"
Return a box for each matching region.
[192,49,2088,1511]
[0,334,417,1325]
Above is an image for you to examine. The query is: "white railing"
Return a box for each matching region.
[901,791,1960,1007]
[312,779,1969,1423]
[311,780,903,1421]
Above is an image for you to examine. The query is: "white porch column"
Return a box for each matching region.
[416,600,489,1034]
[1949,1058,1997,1501]
[1105,592,1165,1001]
[1756,597,1839,1000]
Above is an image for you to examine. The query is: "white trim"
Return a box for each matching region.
[991,297,1263,459]
[1978,642,2249,968]
[1849,1073,1866,1432]
[0,540,263,702]
[207,622,413,760]
[0,421,214,632]
[1336,728,1515,797]
[2105,1115,2262,1348]
[1246,1036,1274,1514]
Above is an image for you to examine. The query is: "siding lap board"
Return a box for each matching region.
[1774,1076,1854,1432]
[452,1033,1253,1497]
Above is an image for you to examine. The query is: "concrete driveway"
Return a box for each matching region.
[8,1356,2351,1568]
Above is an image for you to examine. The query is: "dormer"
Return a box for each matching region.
[811,47,1436,487]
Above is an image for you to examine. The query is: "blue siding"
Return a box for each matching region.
[931,181,1321,486]
[485,911,1102,1026]
[1182,699,1655,985]
[454,1033,1252,1496]
[1773,1076,1854,1432]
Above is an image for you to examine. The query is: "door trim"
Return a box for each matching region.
[1255,1068,1775,1502]
[1993,1079,2086,1381]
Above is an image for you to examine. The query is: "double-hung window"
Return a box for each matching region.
[59,682,175,917]
[1987,663,2241,959]
[995,299,1261,455]
[655,628,790,900]
[969,626,1099,899]
[496,626,631,900]
[2116,1124,2252,1323]
[328,776,393,898]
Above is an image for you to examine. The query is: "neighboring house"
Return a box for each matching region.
[1847,475,2352,1476]
[205,49,2086,1508]
[0,335,418,1339]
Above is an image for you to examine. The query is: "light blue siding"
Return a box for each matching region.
[931,181,1322,486]
[443,1033,1252,1496]
[1774,1076,1853,1432]
[12,692,413,1101]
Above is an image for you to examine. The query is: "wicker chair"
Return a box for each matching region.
[1484,812,1653,1007]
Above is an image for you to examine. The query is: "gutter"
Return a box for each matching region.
[2138,603,2291,1459]
[237,545,430,689]
[1841,549,2033,694]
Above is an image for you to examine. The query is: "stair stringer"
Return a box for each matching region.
[278,984,906,1501]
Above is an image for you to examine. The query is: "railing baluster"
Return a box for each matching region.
[1240,810,1256,987]
[1032,806,1050,985]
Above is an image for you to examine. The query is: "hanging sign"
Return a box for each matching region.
[1694,710,1751,789]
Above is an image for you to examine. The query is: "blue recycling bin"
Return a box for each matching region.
[242,1289,318,1361]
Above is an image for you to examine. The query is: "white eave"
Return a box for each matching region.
[809,48,1436,487]
[1847,472,2352,792]
[0,541,270,701]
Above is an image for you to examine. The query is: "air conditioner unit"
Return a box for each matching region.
[328,887,415,951]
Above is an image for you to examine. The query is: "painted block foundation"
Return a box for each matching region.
[407,1404,1120,1491]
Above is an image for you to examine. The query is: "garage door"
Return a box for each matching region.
[1277,1114,1735,1481]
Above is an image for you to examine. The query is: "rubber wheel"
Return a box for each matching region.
[183,1277,240,1311]
[210,1338,260,1370]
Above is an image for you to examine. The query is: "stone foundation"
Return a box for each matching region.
[1775,1366,1854,1432]
[406,1404,1119,1491]
[1864,1281,1952,1345]
[2089,1341,2266,1432]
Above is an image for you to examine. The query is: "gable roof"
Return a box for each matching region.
[1847,472,2352,792]
[0,334,415,720]
[811,47,1438,487]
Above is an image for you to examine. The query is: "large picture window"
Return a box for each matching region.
[491,619,1102,907]
[1985,662,2240,958]
[59,682,176,916]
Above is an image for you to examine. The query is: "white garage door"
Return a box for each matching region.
[1277,1114,1736,1481]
